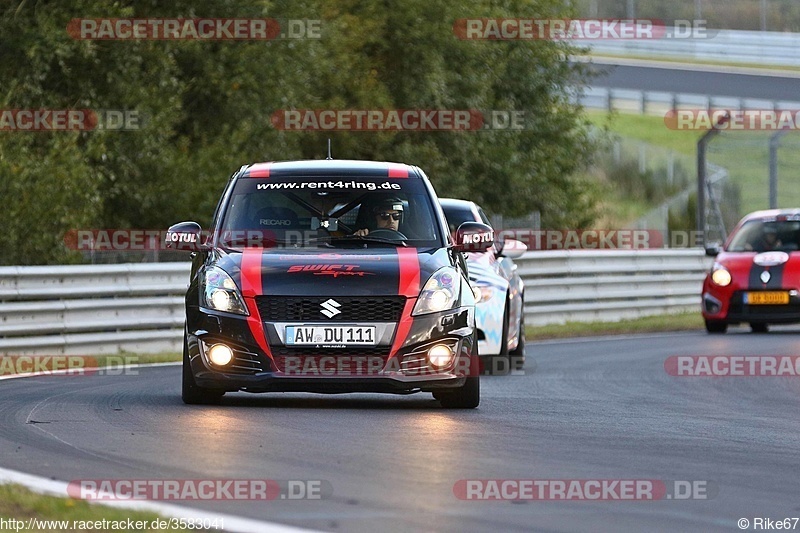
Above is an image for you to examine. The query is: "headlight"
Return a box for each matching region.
[412,267,461,315]
[202,266,248,315]
[710,264,732,287]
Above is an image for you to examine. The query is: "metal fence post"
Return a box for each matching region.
[769,130,788,209]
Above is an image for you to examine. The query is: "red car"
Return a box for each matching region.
[702,209,800,333]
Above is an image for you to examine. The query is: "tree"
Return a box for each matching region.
[0,0,597,264]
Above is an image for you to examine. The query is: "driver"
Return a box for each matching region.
[354,196,404,237]
[746,224,782,252]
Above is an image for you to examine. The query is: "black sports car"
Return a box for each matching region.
[167,159,494,408]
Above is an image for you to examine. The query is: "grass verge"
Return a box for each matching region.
[94,352,182,366]
[586,109,701,155]
[585,109,800,215]
[526,312,704,341]
[0,484,196,532]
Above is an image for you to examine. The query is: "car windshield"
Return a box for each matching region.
[218,176,444,249]
[727,219,800,252]
[441,204,478,234]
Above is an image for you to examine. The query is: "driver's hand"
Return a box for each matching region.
[354,228,369,237]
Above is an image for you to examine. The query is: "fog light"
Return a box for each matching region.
[208,344,233,366]
[428,344,454,369]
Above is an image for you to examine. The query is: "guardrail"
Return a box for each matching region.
[0,263,190,355]
[586,28,800,67]
[518,249,710,326]
[0,250,711,354]
[578,86,800,115]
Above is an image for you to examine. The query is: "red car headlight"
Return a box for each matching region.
[710,264,732,287]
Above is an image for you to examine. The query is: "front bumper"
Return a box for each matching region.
[187,305,477,394]
[703,289,800,324]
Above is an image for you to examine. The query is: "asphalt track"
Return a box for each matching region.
[587,61,800,102]
[3,328,800,532]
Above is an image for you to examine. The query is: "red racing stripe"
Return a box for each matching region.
[240,248,271,357]
[387,164,409,178]
[246,162,271,178]
[390,247,420,357]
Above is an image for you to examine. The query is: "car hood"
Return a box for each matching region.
[210,247,454,297]
[715,251,800,290]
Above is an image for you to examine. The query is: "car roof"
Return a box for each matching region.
[439,198,475,206]
[741,209,800,222]
[240,159,419,179]
[439,198,477,209]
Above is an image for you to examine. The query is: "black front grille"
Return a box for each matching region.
[271,346,391,357]
[256,296,405,322]
[728,291,800,318]
[729,303,797,316]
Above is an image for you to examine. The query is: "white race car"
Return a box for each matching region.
[440,199,526,371]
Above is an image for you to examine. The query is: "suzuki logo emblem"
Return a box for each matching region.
[320,298,342,318]
[760,270,771,284]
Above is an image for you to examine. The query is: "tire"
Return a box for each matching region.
[704,320,728,334]
[182,339,225,405]
[508,299,526,371]
[750,323,769,333]
[437,377,480,409]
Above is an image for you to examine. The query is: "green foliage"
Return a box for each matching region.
[1,0,597,264]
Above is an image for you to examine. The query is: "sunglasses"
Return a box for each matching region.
[378,212,402,221]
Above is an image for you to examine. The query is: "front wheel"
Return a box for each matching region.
[437,377,480,409]
[182,339,225,405]
[704,320,728,334]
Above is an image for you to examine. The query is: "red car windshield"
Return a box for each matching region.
[727,219,800,253]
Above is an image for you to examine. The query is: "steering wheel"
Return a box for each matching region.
[366,228,407,241]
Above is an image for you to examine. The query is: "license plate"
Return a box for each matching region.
[285,325,376,346]
[744,291,790,305]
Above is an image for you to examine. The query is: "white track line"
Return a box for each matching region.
[0,361,180,381]
[0,363,319,533]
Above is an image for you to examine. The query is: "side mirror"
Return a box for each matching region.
[705,243,721,257]
[166,221,203,252]
[453,222,494,252]
[498,238,527,259]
